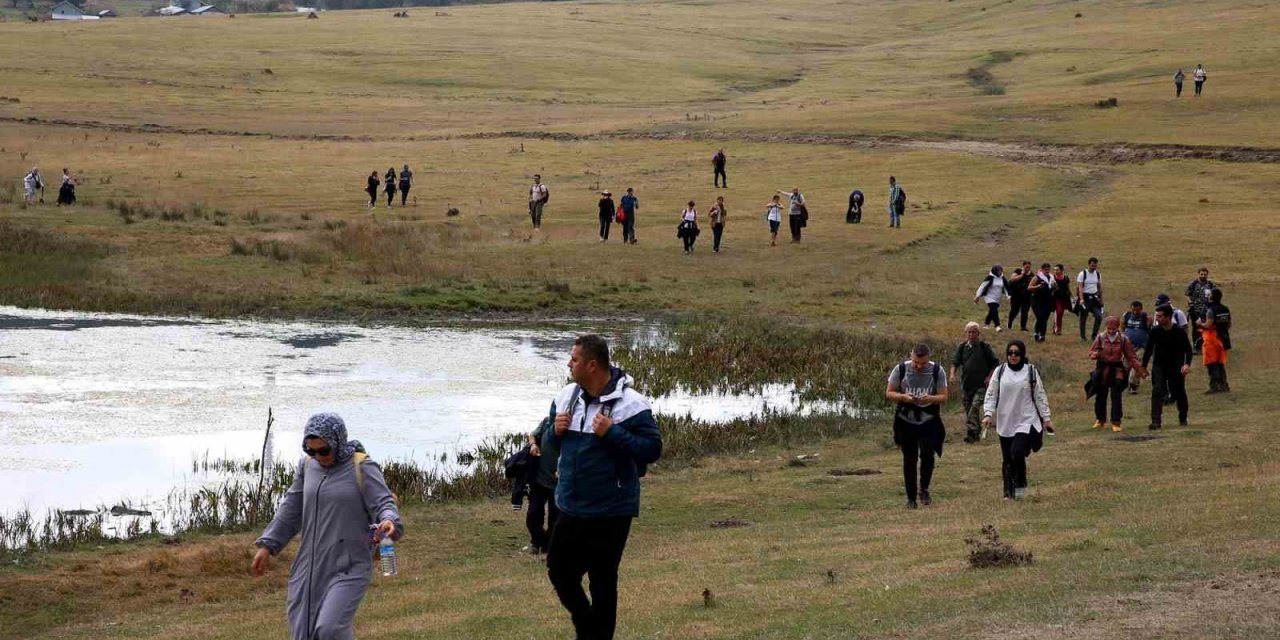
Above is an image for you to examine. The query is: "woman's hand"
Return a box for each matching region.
[530,444,542,457]
[1043,419,1055,434]
[376,519,397,542]
[252,547,271,576]
[981,416,994,428]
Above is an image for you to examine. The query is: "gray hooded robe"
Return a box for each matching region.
[256,414,403,640]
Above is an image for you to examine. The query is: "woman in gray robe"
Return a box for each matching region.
[252,413,403,640]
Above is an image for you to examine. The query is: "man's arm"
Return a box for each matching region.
[1142,332,1155,369]
[600,410,662,464]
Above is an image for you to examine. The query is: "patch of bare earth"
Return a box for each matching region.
[975,570,1280,640]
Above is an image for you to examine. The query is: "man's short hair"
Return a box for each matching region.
[1131,300,1143,308]
[1041,262,1051,270]
[911,343,931,357]
[1088,257,1099,264]
[1211,288,1223,303]
[965,322,980,332]
[1155,304,1174,317]
[574,334,610,367]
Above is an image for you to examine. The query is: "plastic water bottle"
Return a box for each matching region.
[378,538,397,577]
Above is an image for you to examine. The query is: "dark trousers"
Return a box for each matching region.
[983,302,1001,327]
[1195,80,1204,96]
[1008,295,1030,330]
[897,426,938,503]
[1032,300,1053,340]
[1176,82,1183,97]
[713,166,726,187]
[788,215,802,241]
[1080,295,1103,340]
[599,216,612,241]
[621,214,635,243]
[712,223,724,251]
[526,482,559,552]
[399,182,410,206]
[367,189,377,206]
[1094,368,1126,423]
[385,188,395,206]
[1150,365,1188,425]
[999,432,1035,498]
[547,515,633,640]
[530,200,546,228]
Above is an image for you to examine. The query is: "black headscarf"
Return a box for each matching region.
[1005,339,1028,372]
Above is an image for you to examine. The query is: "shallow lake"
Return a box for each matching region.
[0,307,830,517]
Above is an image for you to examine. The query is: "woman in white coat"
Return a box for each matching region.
[982,340,1054,500]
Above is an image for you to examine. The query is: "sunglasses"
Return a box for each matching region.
[303,445,333,457]
[1007,350,1023,357]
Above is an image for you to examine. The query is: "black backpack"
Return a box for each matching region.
[894,187,907,207]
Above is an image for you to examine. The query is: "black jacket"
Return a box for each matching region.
[1142,324,1193,370]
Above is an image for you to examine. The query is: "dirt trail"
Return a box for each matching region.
[4,115,1278,165]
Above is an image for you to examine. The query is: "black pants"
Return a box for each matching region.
[680,223,696,251]
[385,188,395,206]
[712,223,724,251]
[399,182,410,206]
[984,302,1001,327]
[1080,295,1103,340]
[1195,80,1204,96]
[1008,295,1030,330]
[1176,82,1183,97]
[714,166,726,187]
[621,214,635,243]
[788,215,802,241]
[897,425,938,503]
[547,515,633,640]
[1150,365,1188,425]
[847,205,861,223]
[1094,367,1126,423]
[999,432,1035,498]
[526,482,560,553]
[599,216,612,241]
[1032,300,1053,340]
[367,189,377,206]
[530,200,546,228]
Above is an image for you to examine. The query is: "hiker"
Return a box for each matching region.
[1076,257,1104,341]
[365,171,380,208]
[398,165,413,206]
[783,187,805,242]
[1155,293,1189,334]
[982,339,1054,500]
[1193,64,1207,96]
[1088,316,1143,432]
[1184,267,1217,353]
[1174,69,1186,97]
[712,149,727,188]
[1201,288,1232,393]
[950,322,1000,444]
[56,168,76,206]
[525,417,560,556]
[253,413,403,640]
[1051,264,1073,336]
[546,335,662,640]
[619,188,639,244]
[1028,263,1054,343]
[383,167,397,207]
[709,196,727,253]
[847,188,864,223]
[23,167,42,204]
[1123,300,1152,395]
[598,191,616,243]
[888,176,905,228]
[1006,261,1033,332]
[1142,304,1192,429]
[765,194,783,247]
[974,265,1009,331]
[886,344,948,508]
[678,200,699,253]
[529,174,549,230]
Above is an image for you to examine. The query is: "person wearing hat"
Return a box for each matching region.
[598,191,616,243]
[1088,316,1143,432]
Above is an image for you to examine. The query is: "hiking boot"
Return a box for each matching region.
[919,490,932,506]
[1148,422,1161,431]
[1111,422,1123,432]
[905,500,918,509]
[1179,418,1188,427]
[1092,420,1104,430]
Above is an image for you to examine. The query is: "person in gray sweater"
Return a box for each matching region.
[253,413,403,640]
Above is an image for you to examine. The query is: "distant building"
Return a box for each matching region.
[51,1,101,20]
[97,8,117,17]
[158,0,223,15]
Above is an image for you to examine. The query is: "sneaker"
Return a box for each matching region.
[1092,420,1104,430]
[995,326,1003,333]
[1111,422,1123,432]
[1013,487,1027,500]
[920,490,932,506]
[905,500,918,509]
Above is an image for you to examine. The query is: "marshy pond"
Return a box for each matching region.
[0,306,845,523]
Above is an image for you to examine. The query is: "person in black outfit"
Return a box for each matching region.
[1006,261,1033,332]
[847,189,864,223]
[1027,263,1054,342]
[398,165,413,206]
[712,149,727,188]
[383,168,397,207]
[1141,304,1193,429]
[525,417,560,555]
[598,191,616,242]
[365,171,380,208]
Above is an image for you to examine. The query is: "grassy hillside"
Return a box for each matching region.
[1,0,1279,638]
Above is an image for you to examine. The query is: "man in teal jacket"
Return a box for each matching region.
[546,334,662,640]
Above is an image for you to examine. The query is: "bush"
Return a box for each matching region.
[1095,97,1119,108]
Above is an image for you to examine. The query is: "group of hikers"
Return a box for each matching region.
[1172,64,1209,97]
[20,167,77,206]
[364,165,414,208]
